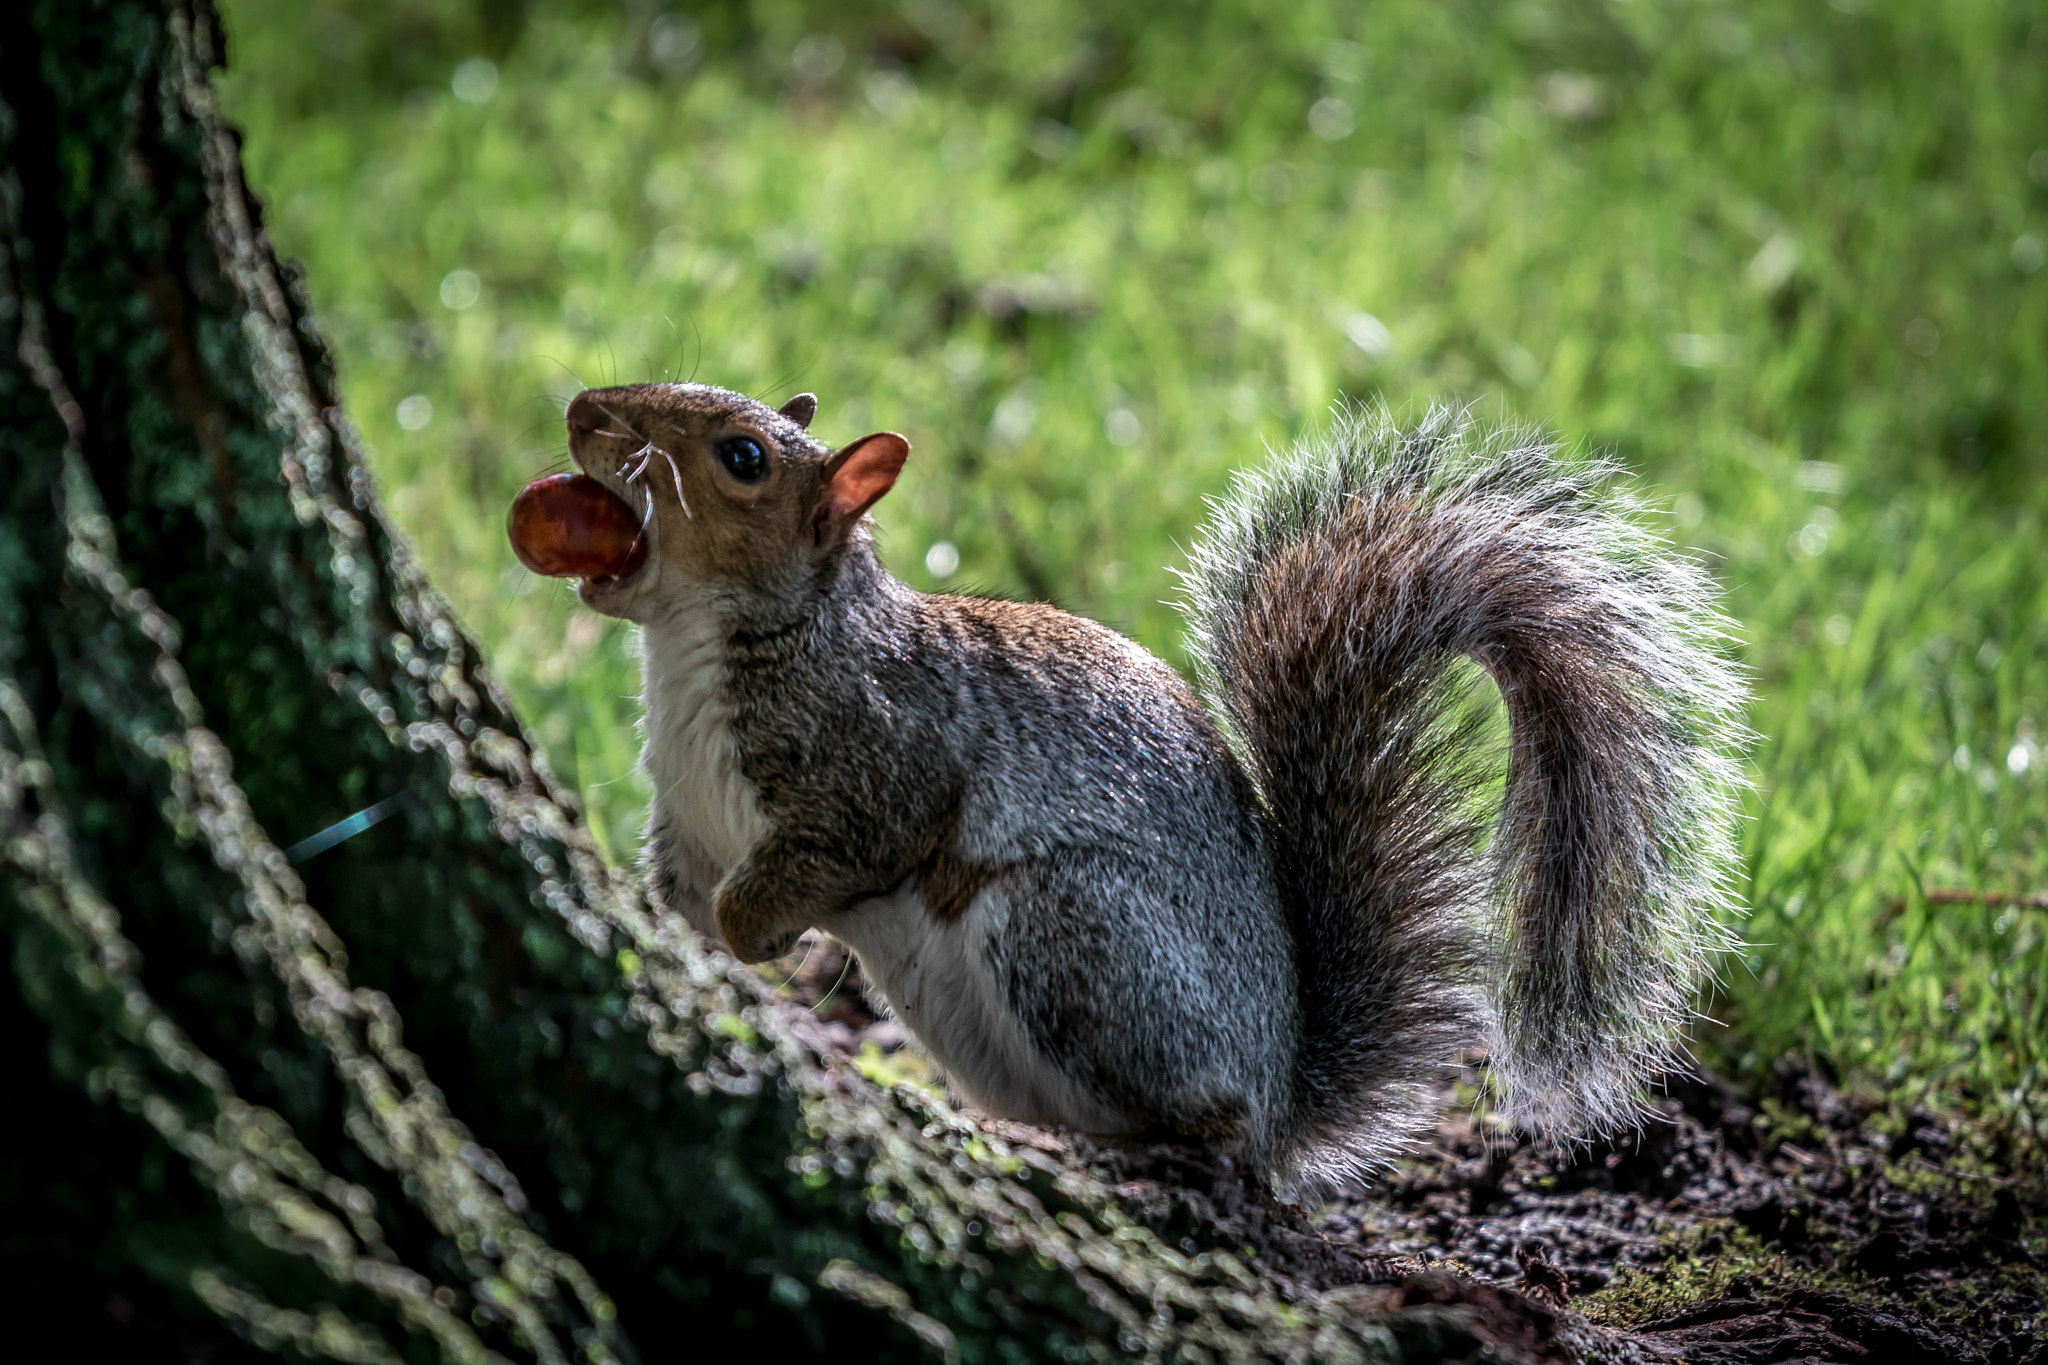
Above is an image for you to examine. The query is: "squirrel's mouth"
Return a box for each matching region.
[574,532,654,617]
[561,434,660,608]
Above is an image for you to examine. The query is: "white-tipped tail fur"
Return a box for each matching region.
[1180,404,1749,1174]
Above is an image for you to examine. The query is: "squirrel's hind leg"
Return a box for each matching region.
[832,854,1296,1168]
[831,872,1133,1133]
[975,851,1298,1168]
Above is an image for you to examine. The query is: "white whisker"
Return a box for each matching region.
[660,448,690,519]
[657,423,696,519]
[591,401,649,449]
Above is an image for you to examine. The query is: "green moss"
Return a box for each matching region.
[1582,1225,1827,1327]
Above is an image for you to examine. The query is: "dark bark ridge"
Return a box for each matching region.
[0,4,1603,1361]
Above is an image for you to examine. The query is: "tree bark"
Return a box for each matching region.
[0,4,1572,1361]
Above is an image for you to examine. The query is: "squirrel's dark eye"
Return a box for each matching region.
[715,436,768,482]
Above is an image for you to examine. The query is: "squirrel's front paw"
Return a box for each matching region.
[712,862,816,963]
[714,897,803,964]
[729,925,802,964]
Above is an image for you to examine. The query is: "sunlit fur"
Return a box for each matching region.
[1180,404,1750,1188]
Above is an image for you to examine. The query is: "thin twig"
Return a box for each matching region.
[1879,887,2048,928]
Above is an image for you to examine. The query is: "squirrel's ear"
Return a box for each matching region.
[813,432,910,545]
[778,393,818,429]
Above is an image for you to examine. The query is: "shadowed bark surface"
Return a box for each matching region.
[0,4,1595,1361]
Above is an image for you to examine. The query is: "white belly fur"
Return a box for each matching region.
[639,608,768,933]
[831,880,1136,1135]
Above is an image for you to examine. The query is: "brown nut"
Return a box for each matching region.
[507,473,649,580]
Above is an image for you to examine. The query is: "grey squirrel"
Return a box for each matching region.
[556,382,1748,1191]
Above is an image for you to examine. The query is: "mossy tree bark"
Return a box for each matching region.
[0,5,1559,1362]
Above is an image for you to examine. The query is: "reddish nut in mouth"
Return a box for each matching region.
[507,473,649,581]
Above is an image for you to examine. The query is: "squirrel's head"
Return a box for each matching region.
[562,382,909,622]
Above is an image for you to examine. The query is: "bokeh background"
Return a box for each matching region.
[217,0,2047,1142]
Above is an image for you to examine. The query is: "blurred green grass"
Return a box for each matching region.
[216,0,2048,1135]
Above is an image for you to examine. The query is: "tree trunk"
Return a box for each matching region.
[0,4,1573,1360]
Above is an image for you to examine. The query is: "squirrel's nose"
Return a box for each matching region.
[565,391,604,437]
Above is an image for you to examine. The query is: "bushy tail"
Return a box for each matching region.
[1180,405,1748,1186]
